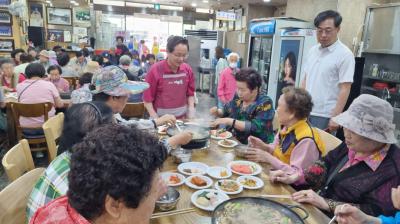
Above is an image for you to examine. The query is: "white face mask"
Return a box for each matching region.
[229,62,237,68]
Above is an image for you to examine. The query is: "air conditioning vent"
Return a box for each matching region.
[184,30,218,40]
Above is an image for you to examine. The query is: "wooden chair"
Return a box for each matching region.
[121,102,145,119]
[63,77,79,91]
[2,139,35,182]
[10,102,53,161]
[317,128,342,154]
[0,168,45,224]
[42,113,64,162]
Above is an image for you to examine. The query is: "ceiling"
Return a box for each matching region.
[45,0,287,10]
[123,0,288,9]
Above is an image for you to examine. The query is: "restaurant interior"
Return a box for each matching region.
[0,0,400,223]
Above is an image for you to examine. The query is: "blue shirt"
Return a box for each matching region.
[379,212,400,224]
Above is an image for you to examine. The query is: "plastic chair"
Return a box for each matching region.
[2,139,35,182]
[0,168,45,224]
[43,113,64,162]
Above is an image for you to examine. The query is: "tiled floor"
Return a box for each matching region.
[0,92,217,190]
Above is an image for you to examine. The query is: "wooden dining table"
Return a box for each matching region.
[151,138,331,224]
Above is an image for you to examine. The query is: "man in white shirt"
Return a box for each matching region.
[301,10,355,131]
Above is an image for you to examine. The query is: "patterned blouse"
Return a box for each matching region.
[300,143,400,217]
[70,84,92,104]
[222,92,275,144]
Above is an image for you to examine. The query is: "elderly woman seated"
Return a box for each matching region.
[244,87,326,173]
[210,68,275,144]
[30,124,168,224]
[26,102,114,222]
[270,94,400,217]
[26,102,192,222]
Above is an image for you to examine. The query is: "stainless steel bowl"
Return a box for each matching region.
[155,187,180,211]
[234,144,249,157]
[171,148,192,164]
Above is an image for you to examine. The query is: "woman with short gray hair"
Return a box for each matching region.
[118,55,141,81]
[216,52,239,109]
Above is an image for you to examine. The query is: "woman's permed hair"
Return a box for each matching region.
[282,86,313,120]
[67,123,168,220]
[235,67,262,91]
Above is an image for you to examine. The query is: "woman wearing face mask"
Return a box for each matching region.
[217,52,239,109]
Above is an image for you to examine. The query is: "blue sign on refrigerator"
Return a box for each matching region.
[249,20,276,35]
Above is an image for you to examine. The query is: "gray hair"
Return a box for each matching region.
[227,52,239,63]
[119,55,132,66]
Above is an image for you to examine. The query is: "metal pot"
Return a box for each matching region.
[212,197,308,224]
[166,123,210,149]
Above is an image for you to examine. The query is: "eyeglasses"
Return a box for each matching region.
[316,27,335,35]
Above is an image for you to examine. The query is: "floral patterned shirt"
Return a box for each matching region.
[30,196,90,224]
[70,84,92,104]
[222,92,275,144]
[340,144,390,172]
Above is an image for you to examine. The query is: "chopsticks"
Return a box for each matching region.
[151,208,196,219]
[260,194,292,199]
[175,123,183,132]
[328,215,336,224]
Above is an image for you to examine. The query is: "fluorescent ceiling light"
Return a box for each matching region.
[191,3,197,7]
[263,0,271,2]
[203,0,209,3]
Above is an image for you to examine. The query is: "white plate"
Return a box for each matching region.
[184,121,200,126]
[236,175,264,190]
[191,189,230,211]
[185,175,213,189]
[228,160,262,176]
[210,130,233,140]
[217,139,238,148]
[157,125,168,135]
[214,179,243,195]
[178,162,209,176]
[160,172,186,187]
[207,166,232,179]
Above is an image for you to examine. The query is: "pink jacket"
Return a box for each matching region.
[217,67,238,103]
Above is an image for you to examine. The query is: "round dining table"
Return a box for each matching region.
[151,137,331,224]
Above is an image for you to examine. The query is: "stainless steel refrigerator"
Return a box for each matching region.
[186,36,201,89]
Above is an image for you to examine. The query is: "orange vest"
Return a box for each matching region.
[273,119,326,164]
